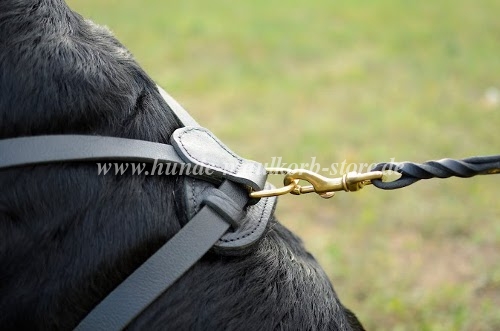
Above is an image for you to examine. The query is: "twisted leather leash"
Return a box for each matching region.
[371,155,500,190]
[251,156,500,199]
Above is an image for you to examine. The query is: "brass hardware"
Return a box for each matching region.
[249,168,299,198]
[249,179,298,198]
[284,169,384,199]
[249,168,390,199]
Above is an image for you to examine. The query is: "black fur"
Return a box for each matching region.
[0,1,365,330]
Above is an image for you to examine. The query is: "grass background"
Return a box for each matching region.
[67,1,500,330]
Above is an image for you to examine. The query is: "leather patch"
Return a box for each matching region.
[171,127,267,192]
[182,177,277,256]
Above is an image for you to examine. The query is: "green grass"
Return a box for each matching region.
[67,1,500,329]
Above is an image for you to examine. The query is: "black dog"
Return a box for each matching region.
[0,1,365,330]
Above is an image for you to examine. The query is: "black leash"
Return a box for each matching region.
[370,155,500,190]
[252,155,500,199]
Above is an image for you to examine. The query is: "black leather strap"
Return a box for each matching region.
[157,85,200,127]
[202,189,244,229]
[74,180,249,331]
[182,178,278,256]
[0,131,267,192]
[0,135,183,170]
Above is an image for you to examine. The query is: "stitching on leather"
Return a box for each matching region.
[218,197,269,243]
[177,128,242,175]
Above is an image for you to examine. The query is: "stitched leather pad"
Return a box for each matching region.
[171,127,267,192]
[182,177,277,256]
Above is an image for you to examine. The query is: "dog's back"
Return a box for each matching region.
[0,1,364,330]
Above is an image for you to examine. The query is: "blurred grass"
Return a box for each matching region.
[67,0,500,329]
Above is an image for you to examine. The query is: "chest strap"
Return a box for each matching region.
[74,180,255,331]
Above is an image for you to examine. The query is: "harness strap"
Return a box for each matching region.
[74,180,248,331]
[0,128,267,192]
[156,85,200,127]
[201,188,245,229]
[0,135,182,170]
[0,85,274,330]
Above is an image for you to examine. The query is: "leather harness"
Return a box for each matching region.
[0,86,277,330]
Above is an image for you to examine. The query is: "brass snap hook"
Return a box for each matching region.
[284,169,385,198]
[249,168,299,198]
[249,167,394,199]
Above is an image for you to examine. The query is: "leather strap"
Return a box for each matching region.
[202,189,244,229]
[0,135,183,170]
[74,180,249,331]
[0,130,267,192]
[156,85,200,127]
[182,178,278,256]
